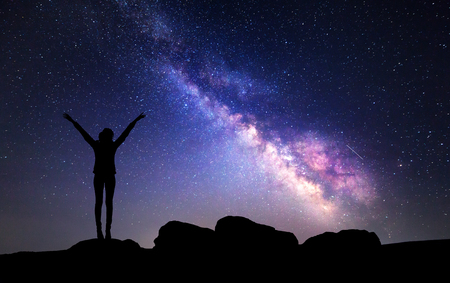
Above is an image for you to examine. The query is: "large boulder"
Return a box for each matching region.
[302,229,381,250]
[300,229,381,282]
[153,220,216,253]
[66,239,145,281]
[215,216,298,251]
[69,238,141,253]
[153,221,218,281]
[214,216,299,282]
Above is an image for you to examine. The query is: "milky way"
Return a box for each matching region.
[1,0,450,253]
[121,1,380,224]
[161,60,377,219]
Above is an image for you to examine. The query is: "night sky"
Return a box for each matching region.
[1,0,450,254]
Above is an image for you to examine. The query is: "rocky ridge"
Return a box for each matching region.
[1,215,448,282]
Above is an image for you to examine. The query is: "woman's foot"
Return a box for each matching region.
[105,229,111,240]
[97,229,104,240]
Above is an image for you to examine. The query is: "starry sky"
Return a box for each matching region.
[1,0,449,253]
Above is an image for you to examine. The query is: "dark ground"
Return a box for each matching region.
[1,238,449,282]
[1,217,449,282]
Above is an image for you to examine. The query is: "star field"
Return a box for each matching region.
[1,0,450,253]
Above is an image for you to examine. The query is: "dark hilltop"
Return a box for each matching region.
[1,215,449,282]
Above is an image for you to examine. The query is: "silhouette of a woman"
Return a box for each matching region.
[63,112,146,240]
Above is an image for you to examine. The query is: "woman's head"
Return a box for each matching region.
[99,128,114,142]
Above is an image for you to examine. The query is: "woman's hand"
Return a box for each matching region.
[63,113,74,123]
[135,112,146,122]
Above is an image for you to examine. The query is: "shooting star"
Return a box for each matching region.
[346,145,364,160]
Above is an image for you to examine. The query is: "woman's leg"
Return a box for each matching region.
[104,175,116,240]
[93,174,104,240]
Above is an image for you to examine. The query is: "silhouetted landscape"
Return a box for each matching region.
[1,215,448,282]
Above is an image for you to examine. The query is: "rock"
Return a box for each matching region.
[153,220,216,254]
[69,238,141,253]
[302,229,381,250]
[64,238,145,281]
[153,221,218,281]
[300,229,382,282]
[213,216,299,282]
[215,216,298,251]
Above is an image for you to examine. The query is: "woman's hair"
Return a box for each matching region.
[98,128,114,141]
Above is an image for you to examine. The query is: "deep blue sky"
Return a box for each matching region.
[1,0,449,253]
